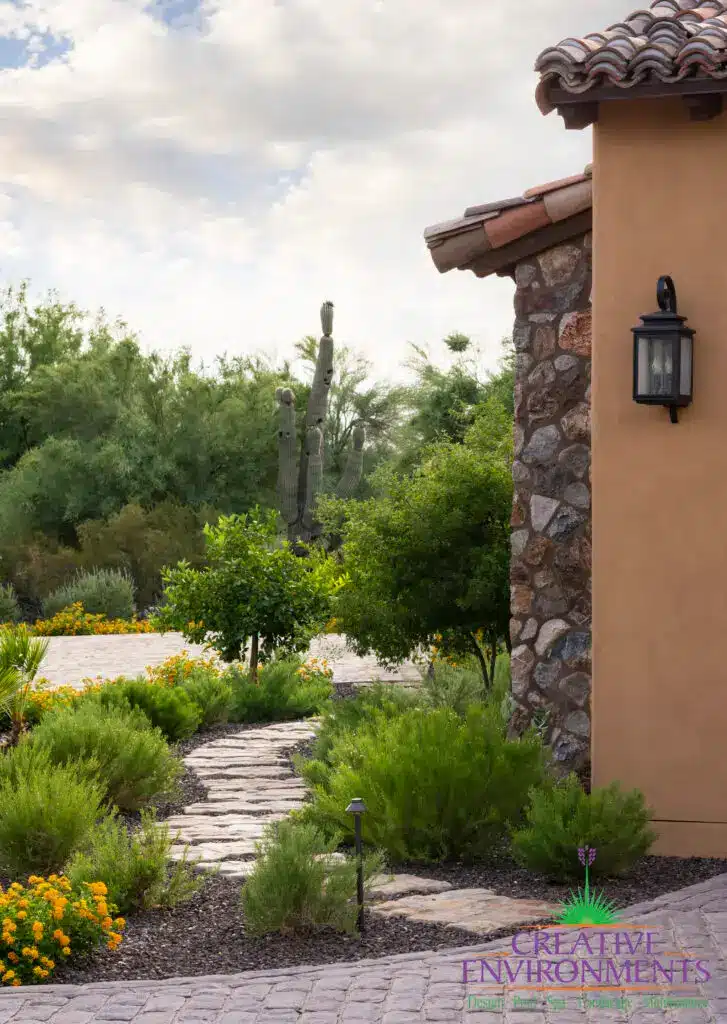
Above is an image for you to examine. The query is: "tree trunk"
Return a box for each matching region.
[249,633,259,685]
[504,632,512,656]
[470,633,491,688]
[490,634,498,687]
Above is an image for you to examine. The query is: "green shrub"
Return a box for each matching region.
[242,819,381,936]
[66,809,204,914]
[300,704,547,862]
[0,583,20,623]
[299,705,542,862]
[311,682,421,764]
[511,774,657,880]
[228,659,333,724]
[28,701,182,812]
[0,745,105,876]
[179,668,233,729]
[43,568,135,620]
[97,678,202,741]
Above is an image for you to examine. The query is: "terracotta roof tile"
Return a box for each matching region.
[536,0,727,113]
[484,200,551,249]
[423,167,592,279]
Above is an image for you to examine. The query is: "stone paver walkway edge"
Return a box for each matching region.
[4,871,725,999]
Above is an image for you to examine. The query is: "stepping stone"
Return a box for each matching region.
[370,888,560,935]
[214,860,257,878]
[170,840,259,861]
[185,754,288,765]
[367,874,454,899]
[184,800,304,815]
[205,784,306,798]
[193,766,291,779]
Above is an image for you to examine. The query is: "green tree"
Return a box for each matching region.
[395,335,513,471]
[154,508,338,680]
[318,396,513,685]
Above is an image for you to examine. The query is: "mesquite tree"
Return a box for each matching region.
[277,302,365,546]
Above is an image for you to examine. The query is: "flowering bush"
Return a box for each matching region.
[0,875,124,986]
[30,603,156,636]
[144,652,222,688]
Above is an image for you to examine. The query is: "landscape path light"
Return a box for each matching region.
[346,797,367,933]
[632,275,695,424]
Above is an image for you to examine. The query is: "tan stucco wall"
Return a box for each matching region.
[592,98,727,856]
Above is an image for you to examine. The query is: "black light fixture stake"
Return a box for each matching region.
[346,798,366,933]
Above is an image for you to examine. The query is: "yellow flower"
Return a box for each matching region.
[21,947,38,960]
[11,978,20,987]
[114,917,126,930]
[88,882,107,896]
[15,912,25,922]
[2,970,15,982]
[6,953,17,964]
[62,946,70,956]
[40,957,54,969]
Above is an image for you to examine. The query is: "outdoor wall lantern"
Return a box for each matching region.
[632,276,694,424]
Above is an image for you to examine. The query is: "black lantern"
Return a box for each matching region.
[632,276,694,424]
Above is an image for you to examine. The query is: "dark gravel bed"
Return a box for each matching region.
[58,875,505,984]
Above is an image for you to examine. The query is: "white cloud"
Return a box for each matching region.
[0,0,625,378]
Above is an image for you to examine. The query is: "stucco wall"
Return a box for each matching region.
[592,97,727,856]
[509,237,593,774]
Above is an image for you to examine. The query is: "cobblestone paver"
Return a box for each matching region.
[2,874,726,1021]
[38,634,422,689]
[168,720,317,878]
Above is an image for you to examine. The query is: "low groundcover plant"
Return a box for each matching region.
[0,875,124,986]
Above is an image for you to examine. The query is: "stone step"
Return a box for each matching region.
[184,800,304,815]
[193,766,292,779]
[204,782,306,797]
[370,888,560,935]
[170,841,259,861]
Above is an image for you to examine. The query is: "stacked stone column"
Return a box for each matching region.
[508,234,592,773]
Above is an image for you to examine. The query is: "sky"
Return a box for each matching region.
[0,0,627,379]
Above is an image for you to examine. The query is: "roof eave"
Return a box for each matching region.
[539,75,727,128]
[428,209,593,281]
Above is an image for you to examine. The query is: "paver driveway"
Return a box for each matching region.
[37,634,422,690]
[2,873,726,1022]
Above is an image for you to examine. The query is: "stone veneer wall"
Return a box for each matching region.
[508,233,593,773]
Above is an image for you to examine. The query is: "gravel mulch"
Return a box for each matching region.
[59,875,494,984]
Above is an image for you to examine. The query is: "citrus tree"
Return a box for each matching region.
[154,508,338,681]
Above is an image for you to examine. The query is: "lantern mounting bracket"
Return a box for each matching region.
[657,275,677,315]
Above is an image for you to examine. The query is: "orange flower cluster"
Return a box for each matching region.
[0,876,123,986]
[29,603,156,636]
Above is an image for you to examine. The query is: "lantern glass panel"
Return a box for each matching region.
[679,334,692,397]
[637,335,675,398]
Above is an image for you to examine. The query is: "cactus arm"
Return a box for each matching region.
[276,387,298,527]
[335,423,365,499]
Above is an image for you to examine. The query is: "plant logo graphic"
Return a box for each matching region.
[554,845,620,925]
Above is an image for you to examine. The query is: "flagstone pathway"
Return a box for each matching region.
[167,720,318,878]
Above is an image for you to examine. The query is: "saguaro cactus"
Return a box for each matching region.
[276,302,365,545]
